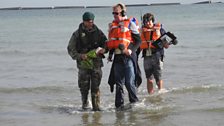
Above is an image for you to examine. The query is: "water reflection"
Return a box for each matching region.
[78,94,170,125]
[114,110,168,126]
[143,95,170,126]
[81,112,103,126]
[126,111,138,125]
[146,94,163,104]
[113,94,169,126]
[114,111,125,125]
[81,113,89,125]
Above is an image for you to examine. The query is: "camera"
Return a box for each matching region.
[152,31,178,49]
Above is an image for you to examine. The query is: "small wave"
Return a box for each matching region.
[39,104,107,114]
[0,50,26,56]
[178,45,191,49]
[25,50,66,56]
[37,98,174,115]
[205,107,224,112]
[39,104,86,114]
[0,86,70,94]
[170,84,223,94]
[183,106,224,114]
[211,25,224,31]
[0,49,65,57]
[215,44,224,48]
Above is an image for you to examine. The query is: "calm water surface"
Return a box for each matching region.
[0,3,224,126]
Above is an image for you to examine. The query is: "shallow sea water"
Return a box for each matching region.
[0,3,224,126]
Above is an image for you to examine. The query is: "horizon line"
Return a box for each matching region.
[0,1,222,10]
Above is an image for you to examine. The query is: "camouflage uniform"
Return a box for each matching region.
[67,23,107,111]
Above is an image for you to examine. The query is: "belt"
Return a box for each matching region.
[114,48,123,54]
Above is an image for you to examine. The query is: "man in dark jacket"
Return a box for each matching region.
[67,12,107,111]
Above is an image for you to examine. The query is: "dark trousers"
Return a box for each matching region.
[113,58,139,108]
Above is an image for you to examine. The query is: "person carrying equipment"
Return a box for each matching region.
[138,13,177,94]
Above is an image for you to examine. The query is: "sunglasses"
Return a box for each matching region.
[112,12,120,15]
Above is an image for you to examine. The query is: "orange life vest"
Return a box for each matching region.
[140,23,161,49]
[107,18,134,49]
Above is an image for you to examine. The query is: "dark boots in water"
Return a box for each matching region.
[91,90,101,111]
[81,93,89,110]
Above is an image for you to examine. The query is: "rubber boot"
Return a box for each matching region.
[81,93,89,110]
[91,90,100,111]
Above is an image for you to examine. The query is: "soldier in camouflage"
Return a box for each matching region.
[67,12,107,111]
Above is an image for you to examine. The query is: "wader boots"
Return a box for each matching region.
[91,90,100,111]
[81,93,89,110]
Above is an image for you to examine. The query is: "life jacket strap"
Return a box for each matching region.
[110,38,131,42]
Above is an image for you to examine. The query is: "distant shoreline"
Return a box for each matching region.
[0,1,222,10]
